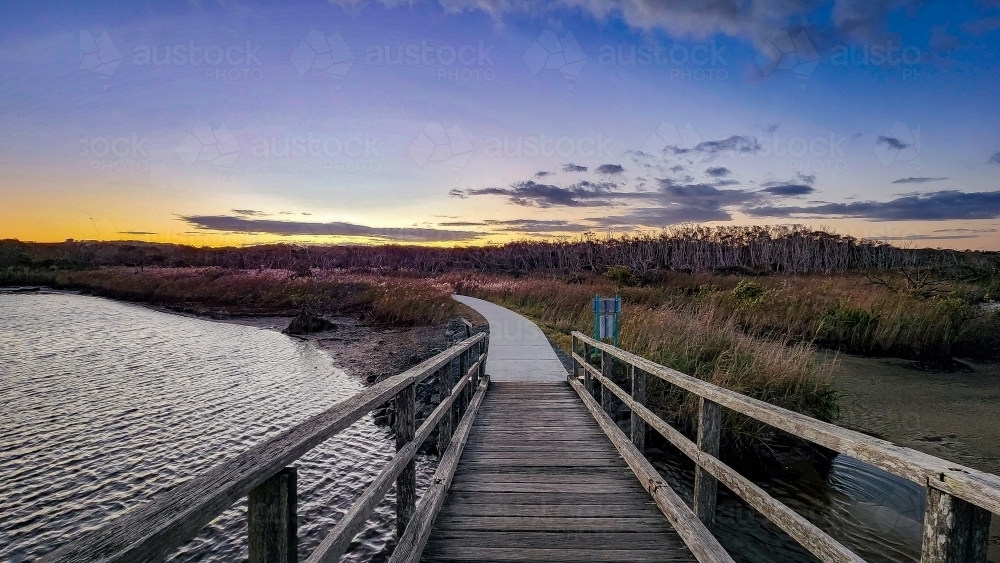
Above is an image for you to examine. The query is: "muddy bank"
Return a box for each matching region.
[831,353,1000,560]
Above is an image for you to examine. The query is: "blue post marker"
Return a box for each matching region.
[593,294,621,347]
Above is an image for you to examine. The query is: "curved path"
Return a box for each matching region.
[452,295,567,382]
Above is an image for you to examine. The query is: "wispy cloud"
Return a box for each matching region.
[562,163,588,172]
[746,190,1000,221]
[596,163,625,175]
[179,215,481,242]
[892,177,948,184]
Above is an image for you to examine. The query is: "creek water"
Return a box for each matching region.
[2,292,996,563]
[649,351,1000,563]
[0,292,434,562]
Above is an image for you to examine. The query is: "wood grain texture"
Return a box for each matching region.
[566,377,735,563]
[248,467,297,563]
[693,398,721,528]
[631,364,646,454]
[921,487,991,563]
[421,381,697,563]
[577,353,866,563]
[573,332,1000,516]
[40,334,486,563]
[388,376,489,563]
[304,366,475,563]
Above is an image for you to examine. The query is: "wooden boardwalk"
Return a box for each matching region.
[422,382,696,563]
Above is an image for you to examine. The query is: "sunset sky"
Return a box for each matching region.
[2,0,999,248]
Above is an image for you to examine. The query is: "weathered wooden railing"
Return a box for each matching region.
[41,331,490,563]
[571,331,999,563]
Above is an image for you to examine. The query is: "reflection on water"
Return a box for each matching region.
[0,292,428,562]
[653,448,926,563]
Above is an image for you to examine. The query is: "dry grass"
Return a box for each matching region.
[449,273,839,456]
[15,267,457,326]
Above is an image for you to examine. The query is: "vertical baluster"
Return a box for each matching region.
[582,341,593,395]
[248,467,297,563]
[571,334,579,384]
[600,349,613,416]
[693,398,721,527]
[630,365,646,454]
[921,486,991,563]
[436,365,452,456]
[460,347,471,411]
[394,383,416,536]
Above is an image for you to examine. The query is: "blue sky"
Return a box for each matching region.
[1,0,999,248]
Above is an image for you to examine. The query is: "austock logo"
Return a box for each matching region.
[523,30,587,86]
[290,30,355,84]
[176,121,241,169]
[79,29,122,89]
[409,122,474,169]
[756,30,820,88]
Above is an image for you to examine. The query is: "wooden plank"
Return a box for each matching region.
[449,481,645,494]
[437,366,453,456]
[41,333,487,563]
[426,530,680,548]
[388,376,489,563]
[579,355,868,563]
[248,467,297,563]
[631,365,646,454]
[304,367,474,563]
[420,546,692,563]
[429,516,673,532]
[439,504,654,518]
[573,332,1000,515]
[566,377,735,563]
[442,491,658,505]
[693,398,721,527]
[395,383,417,537]
[921,486,991,563]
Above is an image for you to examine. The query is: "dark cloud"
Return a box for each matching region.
[669,165,686,173]
[760,184,815,196]
[670,135,760,158]
[596,163,625,175]
[892,177,949,184]
[705,166,730,177]
[562,163,588,172]
[232,209,266,216]
[179,215,480,242]
[989,151,1000,164]
[765,124,780,134]
[534,170,554,177]
[118,231,157,235]
[441,218,583,233]
[451,180,618,207]
[876,136,910,151]
[745,190,1000,221]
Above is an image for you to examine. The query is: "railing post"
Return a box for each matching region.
[394,383,416,537]
[571,334,579,383]
[920,486,991,563]
[248,466,297,563]
[630,364,646,454]
[582,341,593,395]
[600,349,613,416]
[460,346,471,411]
[693,397,721,527]
[436,366,452,456]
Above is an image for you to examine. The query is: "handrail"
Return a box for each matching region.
[42,332,489,563]
[571,331,997,563]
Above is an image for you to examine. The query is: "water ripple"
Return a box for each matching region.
[0,293,422,562]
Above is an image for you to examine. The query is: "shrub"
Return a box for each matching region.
[732,279,765,304]
[603,265,638,288]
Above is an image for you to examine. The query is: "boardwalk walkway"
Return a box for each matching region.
[422,381,695,563]
[453,295,566,382]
